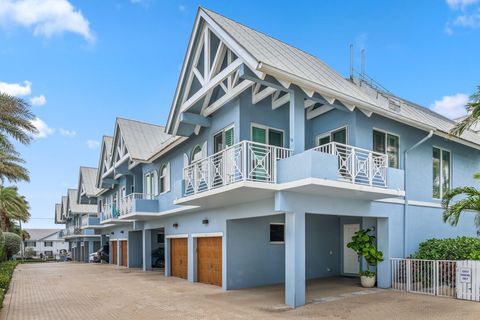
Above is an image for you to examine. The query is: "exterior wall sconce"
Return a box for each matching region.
[120,230,124,234]
[202,219,209,225]
[173,223,179,228]
[111,232,114,235]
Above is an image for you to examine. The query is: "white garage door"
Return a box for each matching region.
[343,223,360,275]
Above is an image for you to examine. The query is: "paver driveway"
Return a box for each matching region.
[2,262,480,320]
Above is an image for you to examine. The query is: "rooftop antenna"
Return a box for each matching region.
[360,48,366,81]
[349,44,354,80]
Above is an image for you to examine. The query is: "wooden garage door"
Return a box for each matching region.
[121,240,128,267]
[170,238,188,279]
[111,241,117,265]
[197,237,222,286]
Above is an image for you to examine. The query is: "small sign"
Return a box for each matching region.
[460,268,472,283]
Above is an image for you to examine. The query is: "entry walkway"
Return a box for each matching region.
[2,263,480,320]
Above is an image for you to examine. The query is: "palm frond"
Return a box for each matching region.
[450,86,480,136]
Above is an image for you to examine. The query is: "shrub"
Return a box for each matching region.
[24,247,35,259]
[3,233,21,260]
[0,261,18,308]
[0,230,5,262]
[412,237,480,260]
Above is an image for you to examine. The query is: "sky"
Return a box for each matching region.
[0,0,479,228]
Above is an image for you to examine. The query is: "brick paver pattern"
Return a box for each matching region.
[2,263,480,320]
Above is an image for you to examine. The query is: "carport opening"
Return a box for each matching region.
[151,228,165,270]
[227,213,379,303]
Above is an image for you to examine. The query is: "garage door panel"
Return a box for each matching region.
[111,241,117,265]
[171,238,188,279]
[121,240,128,267]
[197,237,222,287]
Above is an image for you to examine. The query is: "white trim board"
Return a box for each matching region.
[374,198,442,208]
[191,232,223,238]
[166,234,189,239]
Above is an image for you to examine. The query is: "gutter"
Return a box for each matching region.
[403,130,434,257]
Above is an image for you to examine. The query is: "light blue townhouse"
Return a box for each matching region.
[56,8,480,308]
[55,167,103,262]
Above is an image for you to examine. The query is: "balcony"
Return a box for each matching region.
[313,142,388,188]
[100,193,159,223]
[176,140,292,207]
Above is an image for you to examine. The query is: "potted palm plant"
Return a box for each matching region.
[347,228,384,288]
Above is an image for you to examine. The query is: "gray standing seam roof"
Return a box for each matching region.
[116,118,176,161]
[25,229,62,241]
[80,167,101,197]
[201,8,480,146]
[67,189,97,214]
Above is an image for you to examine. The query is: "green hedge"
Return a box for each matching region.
[412,237,480,260]
[0,261,18,308]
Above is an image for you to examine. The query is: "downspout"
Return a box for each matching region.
[403,130,434,257]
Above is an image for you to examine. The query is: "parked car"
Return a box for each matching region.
[90,244,110,263]
[151,247,164,268]
[65,252,72,261]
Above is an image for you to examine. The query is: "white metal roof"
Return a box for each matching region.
[25,229,62,241]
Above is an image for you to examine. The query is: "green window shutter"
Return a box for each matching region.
[225,127,234,147]
[252,126,266,144]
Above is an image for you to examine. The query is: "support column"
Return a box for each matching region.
[88,241,94,262]
[188,236,195,282]
[285,211,306,308]
[143,229,152,272]
[117,240,121,267]
[165,238,170,277]
[289,87,305,155]
[376,217,390,288]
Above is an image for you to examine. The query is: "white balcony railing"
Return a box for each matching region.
[313,142,388,187]
[101,193,145,220]
[183,140,292,196]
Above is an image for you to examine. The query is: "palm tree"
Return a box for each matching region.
[0,93,38,182]
[451,86,480,136]
[0,186,30,232]
[442,183,480,230]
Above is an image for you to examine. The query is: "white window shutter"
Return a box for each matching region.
[201,140,208,159]
[153,170,159,196]
[166,162,171,192]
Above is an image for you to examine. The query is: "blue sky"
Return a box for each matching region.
[0,0,479,228]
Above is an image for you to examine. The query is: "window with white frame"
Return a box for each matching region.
[433,147,451,199]
[251,124,284,147]
[44,241,53,247]
[191,145,203,162]
[316,127,347,146]
[144,171,158,200]
[159,163,170,194]
[373,129,400,169]
[214,125,235,153]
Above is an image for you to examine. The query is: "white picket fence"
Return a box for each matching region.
[391,258,480,301]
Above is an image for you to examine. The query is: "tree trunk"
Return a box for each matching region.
[0,212,9,232]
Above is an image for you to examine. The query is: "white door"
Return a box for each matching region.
[343,223,360,275]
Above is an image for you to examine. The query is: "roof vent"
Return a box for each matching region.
[388,99,401,112]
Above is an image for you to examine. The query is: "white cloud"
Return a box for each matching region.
[31,117,54,139]
[59,128,76,137]
[30,94,46,106]
[447,0,479,10]
[87,139,100,149]
[453,10,480,28]
[0,80,31,96]
[0,0,95,43]
[431,93,469,119]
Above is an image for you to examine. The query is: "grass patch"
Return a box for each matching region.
[0,261,18,308]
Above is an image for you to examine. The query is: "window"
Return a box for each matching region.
[373,130,400,169]
[214,125,235,153]
[26,241,36,247]
[144,171,158,199]
[44,241,53,247]
[159,163,170,194]
[433,147,451,199]
[191,145,203,162]
[44,251,53,257]
[270,223,285,243]
[251,124,284,147]
[316,127,347,146]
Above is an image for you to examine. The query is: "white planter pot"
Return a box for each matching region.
[360,275,376,288]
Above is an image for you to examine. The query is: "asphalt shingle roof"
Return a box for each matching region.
[67,189,97,214]
[25,229,62,241]
[79,167,101,197]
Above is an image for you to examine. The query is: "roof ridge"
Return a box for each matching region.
[116,117,167,129]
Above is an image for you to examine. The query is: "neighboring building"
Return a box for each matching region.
[23,229,69,258]
[54,7,480,308]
